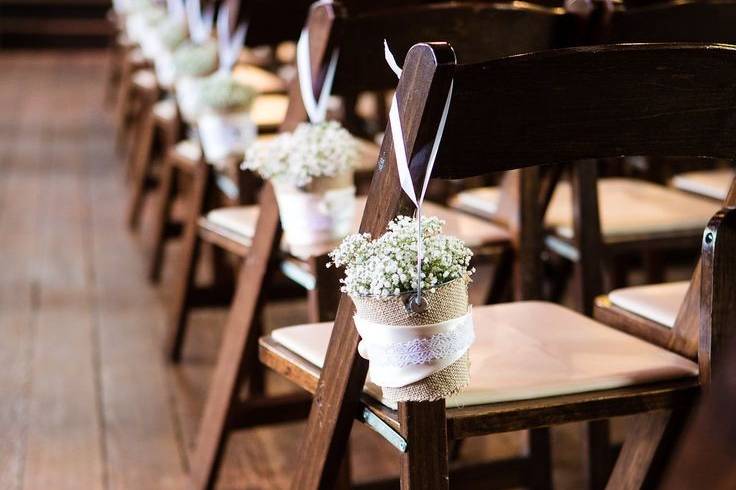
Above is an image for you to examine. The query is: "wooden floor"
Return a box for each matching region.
[0,51,626,490]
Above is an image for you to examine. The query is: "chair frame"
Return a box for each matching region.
[265,42,736,489]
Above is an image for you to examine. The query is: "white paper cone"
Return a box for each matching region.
[273,179,356,248]
[175,76,205,124]
[155,51,176,89]
[198,110,257,162]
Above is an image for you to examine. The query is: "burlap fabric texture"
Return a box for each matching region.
[351,277,471,403]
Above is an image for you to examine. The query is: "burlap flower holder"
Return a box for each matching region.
[351,277,472,403]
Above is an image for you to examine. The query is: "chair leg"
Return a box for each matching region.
[126,94,157,230]
[148,157,177,283]
[528,428,553,490]
[605,408,691,490]
[165,225,203,363]
[399,400,449,490]
[583,420,613,490]
[115,54,135,153]
[189,185,282,490]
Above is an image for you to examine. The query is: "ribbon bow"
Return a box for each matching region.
[216,0,247,72]
[384,41,454,312]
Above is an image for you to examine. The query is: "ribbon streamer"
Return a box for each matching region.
[166,0,185,21]
[296,28,339,123]
[216,1,247,72]
[185,0,214,44]
[384,41,454,309]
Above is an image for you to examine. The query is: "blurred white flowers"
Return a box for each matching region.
[243,121,359,187]
[329,216,474,298]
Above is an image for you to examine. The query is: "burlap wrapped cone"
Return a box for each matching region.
[351,276,471,403]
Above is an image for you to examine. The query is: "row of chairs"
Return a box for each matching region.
[108,0,736,488]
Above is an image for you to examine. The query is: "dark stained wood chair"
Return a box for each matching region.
[178,2,587,489]
[658,242,736,490]
[256,42,736,489]
[593,178,736,357]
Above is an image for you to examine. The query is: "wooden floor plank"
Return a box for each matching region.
[0,57,43,490]
[21,57,105,488]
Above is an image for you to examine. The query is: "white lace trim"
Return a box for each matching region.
[369,328,475,368]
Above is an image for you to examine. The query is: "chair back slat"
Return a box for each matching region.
[609,1,736,44]
[280,0,579,129]
[429,43,736,179]
[332,2,577,94]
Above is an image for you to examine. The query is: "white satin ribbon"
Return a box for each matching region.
[216,1,247,72]
[186,0,214,44]
[355,310,474,388]
[296,28,339,123]
[167,0,185,22]
[384,42,454,305]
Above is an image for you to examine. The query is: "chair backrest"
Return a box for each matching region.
[280,0,582,130]
[363,42,736,372]
[607,0,736,44]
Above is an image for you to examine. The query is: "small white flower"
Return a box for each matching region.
[329,216,474,298]
[243,121,360,187]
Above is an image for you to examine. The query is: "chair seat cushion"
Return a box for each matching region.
[153,98,177,121]
[608,281,689,328]
[202,197,511,257]
[232,64,286,94]
[671,168,734,201]
[132,69,157,90]
[451,178,719,240]
[205,206,259,244]
[271,301,698,410]
[172,139,202,163]
[250,94,289,129]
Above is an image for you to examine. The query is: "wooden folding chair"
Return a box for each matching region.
[114,47,151,153]
[256,43,736,489]
[450,0,736,318]
[178,3,589,489]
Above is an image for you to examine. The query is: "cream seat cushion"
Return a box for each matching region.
[271,301,698,410]
[451,178,719,240]
[204,197,511,257]
[172,139,201,162]
[608,281,689,329]
[232,64,286,94]
[153,98,177,121]
[671,168,734,201]
[132,69,157,90]
[250,94,289,129]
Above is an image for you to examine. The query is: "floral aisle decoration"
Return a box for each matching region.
[196,4,257,162]
[243,121,360,248]
[173,0,216,123]
[329,216,476,402]
[139,0,187,87]
[125,2,166,45]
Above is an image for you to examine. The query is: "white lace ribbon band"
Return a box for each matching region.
[354,309,474,388]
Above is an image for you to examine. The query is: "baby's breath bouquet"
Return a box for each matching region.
[243,121,359,249]
[329,216,475,403]
[173,40,218,123]
[197,71,259,162]
[151,16,187,88]
[125,4,166,44]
